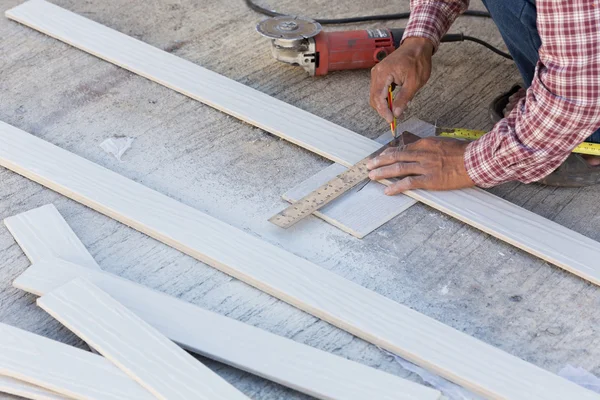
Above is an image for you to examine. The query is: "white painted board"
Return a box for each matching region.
[4,0,376,167]
[6,0,600,283]
[0,375,69,400]
[4,204,100,269]
[0,122,596,399]
[0,322,154,400]
[14,258,440,400]
[38,278,250,400]
[282,118,434,238]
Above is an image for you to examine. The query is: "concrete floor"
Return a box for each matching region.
[1,0,600,398]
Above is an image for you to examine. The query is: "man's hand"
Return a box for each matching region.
[367,137,475,194]
[370,37,434,123]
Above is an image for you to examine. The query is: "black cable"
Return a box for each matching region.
[245,0,491,24]
[462,35,512,59]
[245,0,512,60]
[439,33,512,59]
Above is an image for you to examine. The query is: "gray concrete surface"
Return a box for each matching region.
[1,0,600,398]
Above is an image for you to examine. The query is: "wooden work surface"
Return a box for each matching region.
[1,0,600,398]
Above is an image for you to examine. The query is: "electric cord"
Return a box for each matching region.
[245,0,492,24]
[245,0,512,60]
[460,35,512,59]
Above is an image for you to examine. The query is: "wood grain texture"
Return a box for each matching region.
[38,278,250,400]
[6,0,600,283]
[15,258,440,400]
[0,375,69,400]
[4,204,100,269]
[282,118,434,238]
[6,203,433,400]
[0,322,154,400]
[0,123,596,399]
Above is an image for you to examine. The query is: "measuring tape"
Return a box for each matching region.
[437,128,600,157]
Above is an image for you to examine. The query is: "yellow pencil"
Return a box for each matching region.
[387,85,397,138]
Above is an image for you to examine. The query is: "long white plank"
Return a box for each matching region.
[14,258,440,400]
[282,118,433,238]
[0,123,597,400]
[0,322,154,400]
[4,204,100,269]
[5,0,376,167]
[38,278,249,400]
[7,0,600,283]
[6,207,435,400]
[0,375,69,400]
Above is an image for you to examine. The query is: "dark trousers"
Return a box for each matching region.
[481,0,600,143]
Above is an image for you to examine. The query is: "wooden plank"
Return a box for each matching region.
[4,204,100,269]
[6,208,436,400]
[0,375,69,400]
[0,322,154,400]
[282,118,434,238]
[5,0,376,167]
[14,258,441,400]
[0,125,596,400]
[37,278,250,400]
[6,1,600,282]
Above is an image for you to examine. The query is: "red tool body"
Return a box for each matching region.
[257,16,463,76]
[313,28,398,75]
[257,16,411,76]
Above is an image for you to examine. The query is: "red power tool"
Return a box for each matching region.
[257,16,464,76]
[257,16,400,76]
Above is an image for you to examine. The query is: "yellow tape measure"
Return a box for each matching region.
[436,128,600,157]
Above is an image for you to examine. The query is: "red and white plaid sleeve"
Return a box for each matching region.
[402,0,469,50]
[465,0,600,187]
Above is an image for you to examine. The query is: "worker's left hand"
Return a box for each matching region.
[367,137,475,194]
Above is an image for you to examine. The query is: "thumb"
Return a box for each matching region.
[392,83,417,118]
[370,74,396,123]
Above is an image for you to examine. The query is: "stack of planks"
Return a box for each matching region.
[3,205,439,400]
[0,1,599,399]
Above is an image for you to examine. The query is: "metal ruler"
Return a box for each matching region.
[269,138,400,229]
[271,126,600,229]
[437,127,600,156]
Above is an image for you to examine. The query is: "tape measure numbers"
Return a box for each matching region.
[437,128,600,157]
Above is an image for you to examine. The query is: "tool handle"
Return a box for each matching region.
[389,28,405,49]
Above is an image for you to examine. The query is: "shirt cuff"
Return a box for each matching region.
[402,2,466,51]
[464,132,512,188]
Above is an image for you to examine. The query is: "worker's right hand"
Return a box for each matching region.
[369,37,434,123]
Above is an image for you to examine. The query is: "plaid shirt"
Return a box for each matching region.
[403,0,600,187]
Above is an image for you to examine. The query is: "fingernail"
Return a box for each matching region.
[384,188,391,195]
[393,108,403,118]
[366,160,373,169]
[368,171,375,179]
